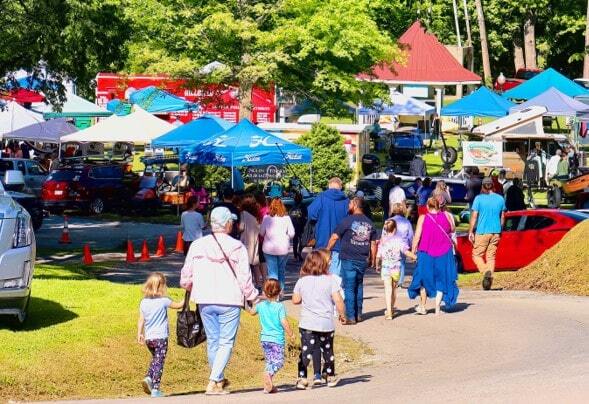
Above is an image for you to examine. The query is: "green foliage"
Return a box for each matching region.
[0,0,129,103]
[295,123,352,191]
[125,0,400,110]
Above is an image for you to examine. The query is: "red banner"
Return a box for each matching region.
[95,73,276,123]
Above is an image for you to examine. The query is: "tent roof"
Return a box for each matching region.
[441,86,515,117]
[3,118,77,143]
[0,101,45,137]
[33,92,112,118]
[358,91,435,116]
[471,106,555,140]
[509,87,589,117]
[358,21,481,85]
[4,88,45,103]
[152,115,234,148]
[502,68,589,100]
[128,86,198,113]
[181,118,312,166]
[60,106,174,143]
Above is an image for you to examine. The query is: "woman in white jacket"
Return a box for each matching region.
[260,198,295,292]
[180,206,259,395]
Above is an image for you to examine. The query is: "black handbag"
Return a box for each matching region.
[176,290,206,348]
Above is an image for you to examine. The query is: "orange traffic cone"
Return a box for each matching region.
[155,235,166,257]
[139,240,150,262]
[59,215,71,244]
[82,243,93,265]
[126,239,136,263]
[174,231,184,253]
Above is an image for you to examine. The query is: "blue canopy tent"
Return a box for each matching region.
[151,115,234,149]
[441,86,515,117]
[502,68,589,100]
[129,86,198,113]
[180,119,312,186]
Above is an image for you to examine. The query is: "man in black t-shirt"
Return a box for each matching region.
[326,197,378,324]
[212,187,241,239]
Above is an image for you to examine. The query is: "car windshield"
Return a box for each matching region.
[48,170,83,181]
[560,211,589,222]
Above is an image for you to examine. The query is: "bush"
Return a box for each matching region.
[295,123,352,192]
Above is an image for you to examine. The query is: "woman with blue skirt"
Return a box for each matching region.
[408,197,459,315]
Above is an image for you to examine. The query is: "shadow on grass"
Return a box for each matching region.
[0,297,78,331]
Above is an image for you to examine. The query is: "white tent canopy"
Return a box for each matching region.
[60,106,174,143]
[32,91,111,118]
[471,106,559,140]
[389,90,436,116]
[0,101,45,138]
[4,118,77,143]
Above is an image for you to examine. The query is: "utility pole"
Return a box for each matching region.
[452,0,462,47]
[475,0,492,85]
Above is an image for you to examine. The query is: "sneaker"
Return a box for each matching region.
[482,271,493,290]
[142,377,153,394]
[150,389,164,398]
[415,305,427,315]
[205,381,230,395]
[295,378,309,390]
[355,315,363,323]
[313,377,323,386]
[341,318,357,325]
[326,376,340,387]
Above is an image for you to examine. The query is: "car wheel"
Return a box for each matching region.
[89,197,105,215]
[440,146,458,165]
[455,254,465,273]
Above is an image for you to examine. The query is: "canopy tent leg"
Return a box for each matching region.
[231,153,234,189]
[310,166,313,192]
[177,157,180,217]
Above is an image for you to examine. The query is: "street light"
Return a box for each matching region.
[497,72,506,93]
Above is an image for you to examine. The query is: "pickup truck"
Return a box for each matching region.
[494,68,543,92]
[0,170,36,325]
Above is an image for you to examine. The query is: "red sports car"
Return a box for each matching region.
[456,209,587,272]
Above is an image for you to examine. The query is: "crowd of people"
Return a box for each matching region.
[137,171,508,397]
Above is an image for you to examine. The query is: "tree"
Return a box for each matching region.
[125,0,400,118]
[0,0,129,102]
[583,0,589,77]
[475,0,492,84]
[294,123,352,191]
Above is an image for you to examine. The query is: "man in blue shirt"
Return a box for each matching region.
[468,176,506,290]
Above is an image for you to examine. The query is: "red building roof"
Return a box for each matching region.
[359,21,481,85]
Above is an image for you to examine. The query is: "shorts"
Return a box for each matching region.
[381,266,401,282]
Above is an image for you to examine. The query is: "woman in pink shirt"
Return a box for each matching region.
[260,198,295,292]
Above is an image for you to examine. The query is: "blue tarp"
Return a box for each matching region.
[502,68,589,100]
[510,87,589,117]
[180,118,312,167]
[441,86,515,117]
[106,99,133,116]
[129,86,198,113]
[151,115,234,148]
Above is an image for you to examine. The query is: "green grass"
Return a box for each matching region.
[97,212,182,225]
[0,262,370,401]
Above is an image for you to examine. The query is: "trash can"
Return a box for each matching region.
[361,154,380,175]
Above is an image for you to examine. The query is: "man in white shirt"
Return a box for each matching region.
[388,177,406,217]
[545,149,562,183]
[180,196,206,255]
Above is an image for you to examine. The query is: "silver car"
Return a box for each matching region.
[0,158,48,196]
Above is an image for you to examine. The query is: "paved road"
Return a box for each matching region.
[50,259,589,404]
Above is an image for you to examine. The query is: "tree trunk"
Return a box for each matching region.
[583,0,589,78]
[238,81,253,121]
[513,40,525,72]
[523,15,537,69]
[474,0,492,85]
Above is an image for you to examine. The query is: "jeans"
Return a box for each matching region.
[341,259,367,320]
[265,253,288,291]
[329,251,342,277]
[199,304,241,382]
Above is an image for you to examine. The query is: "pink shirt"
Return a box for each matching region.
[418,212,453,257]
[260,215,295,256]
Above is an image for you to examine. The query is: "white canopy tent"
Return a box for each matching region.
[32,91,112,118]
[60,106,174,143]
[0,101,45,138]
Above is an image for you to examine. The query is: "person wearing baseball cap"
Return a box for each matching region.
[468,176,506,290]
[180,206,258,395]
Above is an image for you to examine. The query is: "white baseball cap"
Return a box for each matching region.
[210,207,238,230]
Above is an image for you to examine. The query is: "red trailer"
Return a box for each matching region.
[95,73,276,124]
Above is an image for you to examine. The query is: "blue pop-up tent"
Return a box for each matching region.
[129,86,198,113]
[441,86,515,117]
[502,68,589,100]
[180,118,312,168]
[151,115,234,148]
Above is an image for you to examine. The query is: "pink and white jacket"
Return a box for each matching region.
[180,233,258,306]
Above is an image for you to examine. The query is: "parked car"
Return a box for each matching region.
[494,68,543,92]
[0,158,48,196]
[41,164,132,214]
[456,209,587,272]
[388,131,426,174]
[0,172,36,324]
[2,170,44,231]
